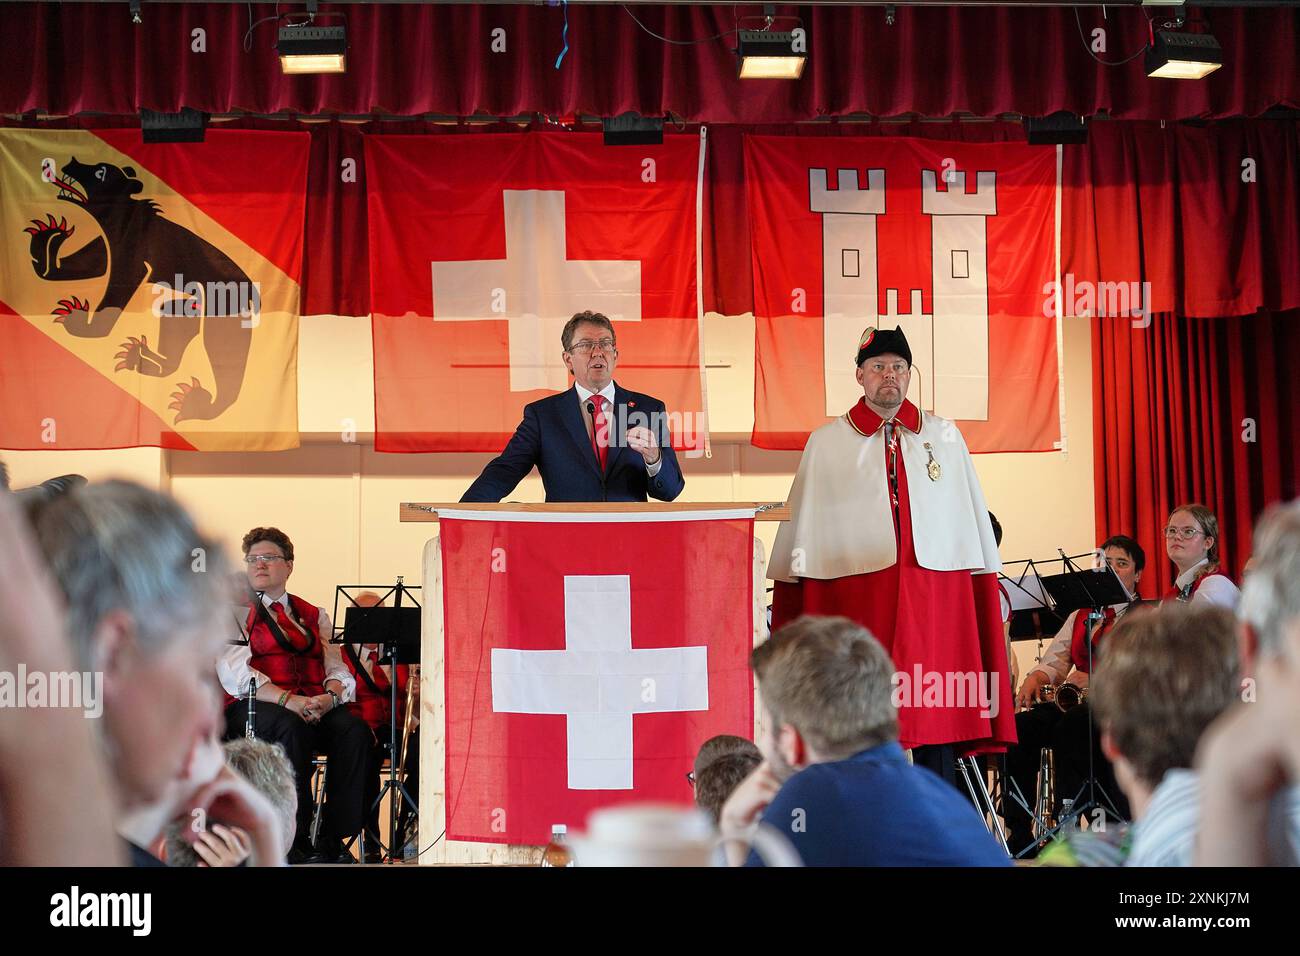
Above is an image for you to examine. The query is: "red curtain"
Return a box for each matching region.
[2,3,1296,122]
[1062,120,1300,319]
[1093,311,1300,600]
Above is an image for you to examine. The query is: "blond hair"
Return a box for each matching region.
[1169,502,1223,575]
[752,615,898,760]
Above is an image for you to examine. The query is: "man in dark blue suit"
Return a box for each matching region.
[461,311,686,503]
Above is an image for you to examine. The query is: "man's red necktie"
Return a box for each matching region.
[591,394,608,472]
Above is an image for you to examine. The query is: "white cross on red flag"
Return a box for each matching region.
[439,509,755,846]
[366,132,708,453]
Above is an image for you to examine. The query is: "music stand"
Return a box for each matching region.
[999,559,1066,644]
[1035,551,1131,845]
[332,580,422,863]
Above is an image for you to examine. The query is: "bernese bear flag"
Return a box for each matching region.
[0,129,307,451]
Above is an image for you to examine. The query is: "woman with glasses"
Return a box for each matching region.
[1162,503,1240,609]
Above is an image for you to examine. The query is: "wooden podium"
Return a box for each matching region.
[398,501,780,865]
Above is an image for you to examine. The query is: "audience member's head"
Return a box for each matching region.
[751,615,897,781]
[1165,503,1221,575]
[1091,605,1238,810]
[692,736,761,824]
[1239,499,1300,678]
[222,738,299,851]
[163,737,298,865]
[1100,534,1145,597]
[30,480,230,813]
[988,512,1003,548]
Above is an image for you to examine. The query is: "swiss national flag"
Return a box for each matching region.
[745,135,1062,453]
[440,511,754,845]
[366,132,707,453]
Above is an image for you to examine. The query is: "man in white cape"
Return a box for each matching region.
[768,326,1016,783]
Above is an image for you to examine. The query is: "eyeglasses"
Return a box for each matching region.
[244,554,287,565]
[567,339,617,355]
[1163,527,1205,541]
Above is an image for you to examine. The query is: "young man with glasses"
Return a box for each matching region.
[460,310,685,502]
[1161,503,1240,609]
[217,527,371,863]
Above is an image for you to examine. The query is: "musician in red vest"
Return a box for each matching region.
[217,527,371,864]
[343,591,419,861]
[1003,535,1148,855]
[1162,503,1240,609]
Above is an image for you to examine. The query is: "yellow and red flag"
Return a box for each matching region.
[0,129,308,450]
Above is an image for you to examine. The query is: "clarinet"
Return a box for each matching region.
[246,676,257,740]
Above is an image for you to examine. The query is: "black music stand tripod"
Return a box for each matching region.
[333,578,422,863]
[1034,551,1131,845]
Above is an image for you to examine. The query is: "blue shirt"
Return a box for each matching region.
[745,742,1010,867]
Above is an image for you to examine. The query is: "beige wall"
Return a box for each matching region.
[4,311,1094,671]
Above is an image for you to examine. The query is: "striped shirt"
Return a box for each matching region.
[1126,769,1300,866]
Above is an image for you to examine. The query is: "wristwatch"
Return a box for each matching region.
[327,689,341,710]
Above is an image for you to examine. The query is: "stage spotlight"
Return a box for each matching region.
[1025,112,1088,146]
[1145,29,1223,80]
[737,30,806,80]
[278,22,347,74]
[602,112,664,147]
[140,108,208,144]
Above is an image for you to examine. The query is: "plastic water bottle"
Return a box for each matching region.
[541,824,574,867]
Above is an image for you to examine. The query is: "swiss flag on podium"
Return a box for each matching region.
[440,510,755,846]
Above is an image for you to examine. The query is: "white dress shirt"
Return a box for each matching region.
[1028,600,1135,686]
[216,592,355,702]
[1173,558,1241,610]
[575,381,661,477]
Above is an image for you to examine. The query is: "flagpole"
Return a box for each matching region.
[694,124,712,461]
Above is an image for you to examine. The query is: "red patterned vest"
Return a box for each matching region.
[345,646,409,731]
[1068,606,1118,674]
[247,594,327,697]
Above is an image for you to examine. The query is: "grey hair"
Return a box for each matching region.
[221,738,298,852]
[1240,499,1300,658]
[29,480,227,670]
[164,739,299,866]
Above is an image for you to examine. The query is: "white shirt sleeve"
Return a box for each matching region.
[1028,610,1076,685]
[216,642,269,698]
[318,607,356,702]
[645,456,662,477]
[1192,576,1241,611]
